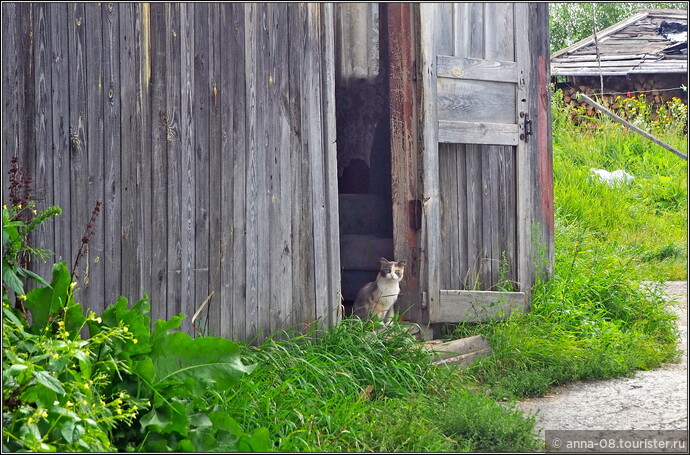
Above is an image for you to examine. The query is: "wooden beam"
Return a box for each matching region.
[438,120,519,145]
[437,54,518,83]
[579,94,688,161]
[430,290,526,323]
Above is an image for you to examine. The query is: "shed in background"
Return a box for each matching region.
[552,9,688,109]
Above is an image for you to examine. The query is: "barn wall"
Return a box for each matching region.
[1,2,341,342]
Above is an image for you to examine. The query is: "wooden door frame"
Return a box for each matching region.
[382,3,425,326]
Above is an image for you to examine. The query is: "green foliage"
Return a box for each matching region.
[2,203,61,296]
[549,3,688,53]
[2,185,267,452]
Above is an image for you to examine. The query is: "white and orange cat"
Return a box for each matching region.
[353,257,406,324]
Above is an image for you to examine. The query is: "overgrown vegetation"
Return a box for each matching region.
[3,85,686,451]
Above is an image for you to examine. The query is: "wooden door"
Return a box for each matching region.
[418,3,553,324]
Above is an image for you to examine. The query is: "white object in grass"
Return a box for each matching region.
[589,168,635,186]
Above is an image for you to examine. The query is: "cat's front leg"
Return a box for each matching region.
[383,306,395,325]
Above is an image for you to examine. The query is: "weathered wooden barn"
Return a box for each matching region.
[2,2,553,342]
[552,9,688,109]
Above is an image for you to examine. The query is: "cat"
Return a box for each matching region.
[352,257,406,324]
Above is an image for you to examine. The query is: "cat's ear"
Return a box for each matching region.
[397,259,407,267]
[379,257,390,266]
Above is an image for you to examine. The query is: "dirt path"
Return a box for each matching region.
[516,281,688,435]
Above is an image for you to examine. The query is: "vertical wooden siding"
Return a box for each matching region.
[1,2,341,343]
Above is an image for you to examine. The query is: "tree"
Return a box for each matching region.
[549,2,688,54]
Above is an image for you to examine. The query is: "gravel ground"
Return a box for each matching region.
[516,281,688,437]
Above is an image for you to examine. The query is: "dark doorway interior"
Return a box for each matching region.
[335,5,394,314]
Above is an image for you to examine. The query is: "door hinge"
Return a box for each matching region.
[519,111,532,142]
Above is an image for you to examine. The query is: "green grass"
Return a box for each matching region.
[221,320,542,452]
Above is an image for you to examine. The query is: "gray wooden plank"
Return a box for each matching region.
[136,4,152,321]
[320,2,341,327]
[438,120,519,145]
[218,3,234,339]
[1,2,19,203]
[255,3,271,343]
[432,290,526,323]
[305,4,329,329]
[118,2,142,306]
[207,3,223,338]
[101,2,121,306]
[179,3,196,334]
[454,143,468,290]
[439,145,458,290]
[437,55,517,83]
[480,146,499,289]
[418,3,441,319]
[288,4,314,333]
[84,3,105,313]
[68,2,90,292]
[149,2,169,325]
[244,3,259,341]
[437,78,516,124]
[464,145,482,289]
[230,2,248,341]
[165,3,182,322]
[32,3,55,282]
[193,3,210,337]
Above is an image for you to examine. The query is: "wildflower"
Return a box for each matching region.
[132,339,138,344]
[82,400,88,406]
[123,326,128,333]
[96,317,102,323]
[66,401,73,407]
[116,408,123,415]
[27,417,36,424]
[52,353,59,359]
[41,410,48,418]
[70,281,77,289]
[32,209,37,215]
[2,205,6,210]
[17,204,22,209]
[17,294,26,300]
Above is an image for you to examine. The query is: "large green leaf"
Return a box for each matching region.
[24,262,71,333]
[150,330,256,390]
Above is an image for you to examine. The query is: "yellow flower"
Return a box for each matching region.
[123,326,129,333]
[27,417,36,424]
[32,209,37,215]
[41,410,48,418]
[82,400,88,406]
[17,204,22,209]
[96,317,102,323]
[132,339,138,344]
[2,204,6,210]
[70,281,77,289]
[17,295,26,301]
[52,353,59,359]
[116,408,123,415]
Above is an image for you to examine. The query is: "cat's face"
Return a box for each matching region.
[378,258,406,282]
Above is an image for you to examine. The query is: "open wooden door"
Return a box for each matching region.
[417,3,553,324]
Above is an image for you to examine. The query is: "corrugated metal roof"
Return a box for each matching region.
[551,9,687,77]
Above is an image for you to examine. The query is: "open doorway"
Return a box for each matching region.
[334,4,394,315]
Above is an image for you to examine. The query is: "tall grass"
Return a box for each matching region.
[222,320,542,452]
